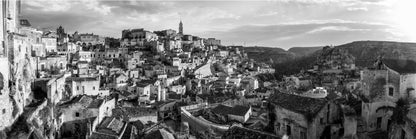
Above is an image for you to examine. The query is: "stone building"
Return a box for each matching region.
[38,55,67,75]
[211,104,252,123]
[360,58,416,136]
[204,38,221,46]
[69,77,103,97]
[269,92,341,139]
[0,0,41,132]
[154,29,177,37]
[77,33,105,46]
[42,36,57,53]
[222,125,281,139]
[122,28,158,42]
[57,95,115,124]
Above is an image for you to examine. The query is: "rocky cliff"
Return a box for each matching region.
[246,41,416,80]
[336,41,416,67]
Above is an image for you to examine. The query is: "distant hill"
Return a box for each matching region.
[245,41,416,80]
[241,46,323,64]
[288,46,323,57]
[335,41,416,67]
[242,46,296,64]
[242,46,322,80]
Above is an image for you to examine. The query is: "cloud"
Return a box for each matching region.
[20,0,411,47]
[347,7,369,11]
[24,0,72,12]
[206,20,398,48]
[306,26,369,34]
[259,11,279,16]
[98,1,173,15]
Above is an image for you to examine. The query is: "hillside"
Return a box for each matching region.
[246,41,416,80]
[242,46,296,64]
[242,46,323,64]
[335,41,416,67]
[288,46,323,57]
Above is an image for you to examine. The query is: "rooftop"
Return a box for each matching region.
[58,95,107,109]
[383,59,416,74]
[212,104,251,116]
[66,77,98,82]
[95,117,127,136]
[269,91,328,118]
[144,128,175,139]
[88,99,105,108]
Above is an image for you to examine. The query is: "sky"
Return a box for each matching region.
[21,0,416,49]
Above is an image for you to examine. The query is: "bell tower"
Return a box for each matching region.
[179,20,183,35]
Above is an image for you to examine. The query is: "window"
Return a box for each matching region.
[2,109,5,114]
[77,86,79,90]
[388,119,392,131]
[320,118,324,124]
[93,86,95,90]
[389,87,394,96]
[286,125,291,136]
[401,129,406,139]
[377,117,382,129]
[300,131,307,139]
[75,112,80,117]
[407,88,415,97]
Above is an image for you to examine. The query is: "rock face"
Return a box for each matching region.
[336,41,416,67]
[245,41,416,71]
[0,0,38,133]
[288,46,323,57]
[0,57,14,131]
[0,34,38,134]
[316,46,355,70]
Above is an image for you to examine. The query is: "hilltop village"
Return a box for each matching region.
[1,1,416,139]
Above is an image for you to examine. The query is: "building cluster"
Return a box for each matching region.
[262,46,416,139]
[2,1,415,139]
[0,1,277,139]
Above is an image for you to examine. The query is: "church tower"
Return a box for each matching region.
[179,20,183,35]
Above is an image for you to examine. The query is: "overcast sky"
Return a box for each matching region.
[21,0,416,49]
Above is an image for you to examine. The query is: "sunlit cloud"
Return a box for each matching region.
[21,0,414,48]
[347,7,368,11]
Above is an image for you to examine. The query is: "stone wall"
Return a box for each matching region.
[360,69,391,101]
[194,61,212,78]
[361,101,395,132]
[273,106,308,139]
[273,102,335,139]
[400,74,416,101]
[0,58,14,131]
